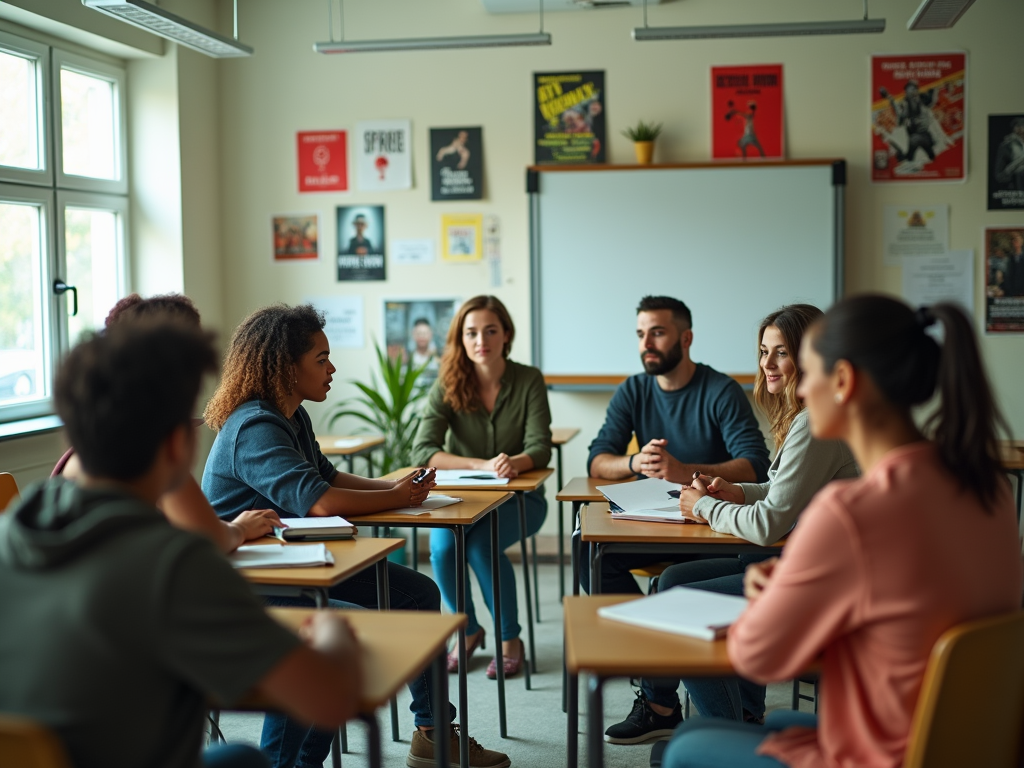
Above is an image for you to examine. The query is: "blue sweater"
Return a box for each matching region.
[587,364,771,482]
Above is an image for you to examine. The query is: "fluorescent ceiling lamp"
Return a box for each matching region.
[315,32,551,53]
[82,0,254,58]
[633,18,885,40]
[907,0,977,29]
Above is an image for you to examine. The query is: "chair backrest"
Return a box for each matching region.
[0,473,19,513]
[626,434,639,455]
[903,610,1024,768]
[0,714,71,768]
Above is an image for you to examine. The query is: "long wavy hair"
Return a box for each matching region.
[439,295,515,413]
[753,304,823,449]
[203,304,325,430]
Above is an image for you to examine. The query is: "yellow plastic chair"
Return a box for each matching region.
[0,714,70,768]
[903,610,1024,768]
[0,473,19,513]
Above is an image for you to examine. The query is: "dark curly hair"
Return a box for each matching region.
[203,304,325,430]
[105,293,201,328]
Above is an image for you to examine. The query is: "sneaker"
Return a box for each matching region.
[407,725,511,768]
[604,690,682,745]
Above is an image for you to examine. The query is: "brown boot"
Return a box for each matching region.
[407,725,511,768]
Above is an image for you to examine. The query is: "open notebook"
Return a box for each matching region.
[387,494,463,516]
[597,586,749,641]
[433,470,510,487]
[597,478,688,524]
[273,516,355,541]
[229,543,335,569]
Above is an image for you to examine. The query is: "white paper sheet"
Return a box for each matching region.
[901,250,974,314]
[597,478,682,513]
[883,204,949,266]
[305,295,364,349]
[392,239,435,265]
[598,586,749,641]
[433,470,510,486]
[387,494,463,515]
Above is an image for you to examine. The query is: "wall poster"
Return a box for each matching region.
[534,71,605,165]
[430,127,484,201]
[355,120,412,191]
[336,205,386,281]
[441,214,483,262]
[383,298,460,384]
[297,131,348,192]
[871,53,966,183]
[272,214,319,261]
[305,295,365,350]
[710,64,784,160]
[988,115,1024,210]
[985,227,1024,333]
[882,204,949,266]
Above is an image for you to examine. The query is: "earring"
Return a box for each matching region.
[834,393,843,404]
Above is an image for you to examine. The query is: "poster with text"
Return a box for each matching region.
[383,298,459,385]
[883,204,949,266]
[272,214,319,261]
[356,120,412,191]
[297,131,348,193]
[985,227,1024,333]
[871,53,966,183]
[988,115,1024,210]
[441,214,483,262]
[336,205,386,281]
[430,127,484,201]
[534,71,605,165]
[711,64,784,160]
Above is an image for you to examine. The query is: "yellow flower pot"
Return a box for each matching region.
[634,141,655,165]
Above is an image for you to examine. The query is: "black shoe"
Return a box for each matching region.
[604,690,682,744]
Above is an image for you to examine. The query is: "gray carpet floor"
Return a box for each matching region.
[218,563,813,768]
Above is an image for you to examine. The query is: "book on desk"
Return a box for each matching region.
[273,516,356,541]
[597,586,748,641]
[598,478,690,524]
[229,543,336,569]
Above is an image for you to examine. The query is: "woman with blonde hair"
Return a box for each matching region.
[412,295,552,679]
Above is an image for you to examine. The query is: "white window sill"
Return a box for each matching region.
[0,415,63,442]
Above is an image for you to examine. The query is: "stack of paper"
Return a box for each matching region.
[597,478,686,524]
[229,543,335,569]
[597,587,748,641]
[388,494,463,516]
[433,470,510,486]
[273,516,356,541]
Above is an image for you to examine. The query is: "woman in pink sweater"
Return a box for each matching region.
[663,295,1022,768]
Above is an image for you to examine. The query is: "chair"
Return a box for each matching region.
[0,473,19,513]
[903,610,1024,768]
[0,714,71,768]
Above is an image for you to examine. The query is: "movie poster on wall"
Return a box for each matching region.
[383,298,459,385]
[297,131,348,192]
[336,205,386,281]
[870,53,966,183]
[430,128,484,201]
[272,214,320,261]
[988,115,1024,210]
[985,227,1024,333]
[710,64,784,160]
[534,71,606,165]
[356,120,412,191]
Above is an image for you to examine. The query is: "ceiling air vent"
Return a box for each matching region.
[907,0,977,29]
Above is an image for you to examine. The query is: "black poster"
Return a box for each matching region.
[988,115,1024,211]
[430,127,484,201]
[534,70,606,165]
[336,205,386,281]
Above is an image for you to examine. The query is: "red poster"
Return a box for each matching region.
[297,131,348,192]
[711,64,784,160]
[871,53,966,183]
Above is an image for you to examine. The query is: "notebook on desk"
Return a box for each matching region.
[272,516,356,541]
[597,586,748,641]
[229,543,335,569]
[598,478,688,524]
[433,470,510,486]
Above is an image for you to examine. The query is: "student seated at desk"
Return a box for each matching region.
[0,322,365,768]
[663,296,1023,768]
[201,304,509,768]
[55,293,282,554]
[583,295,771,594]
[604,304,858,746]
[411,295,551,679]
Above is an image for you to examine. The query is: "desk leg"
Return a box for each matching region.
[360,713,381,768]
[556,445,565,600]
[517,492,536,683]
[591,544,603,596]
[432,649,451,768]
[567,670,579,768]
[491,512,507,738]
[366,452,374,478]
[454,527,470,768]
[313,588,329,609]
[331,730,342,768]
[411,528,420,572]
[345,456,354,475]
[572,502,582,597]
[587,676,605,768]
[531,535,541,622]
[376,560,400,743]
[1014,470,1023,523]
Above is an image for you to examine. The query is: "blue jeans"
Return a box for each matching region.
[662,711,817,768]
[641,556,770,720]
[430,489,546,641]
[203,744,270,768]
[259,560,455,768]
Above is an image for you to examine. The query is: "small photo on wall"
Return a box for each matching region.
[383,298,460,384]
[441,214,483,262]
[988,115,1024,210]
[337,205,386,281]
[985,227,1024,333]
[272,214,320,261]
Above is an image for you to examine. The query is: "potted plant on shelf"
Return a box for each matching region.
[621,120,663,165]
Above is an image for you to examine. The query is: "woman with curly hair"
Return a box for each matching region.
[202,303,510,768]
[411,295,552,679]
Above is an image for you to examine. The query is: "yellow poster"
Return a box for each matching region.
[441,214,483,262]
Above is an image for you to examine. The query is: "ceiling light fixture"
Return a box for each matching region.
[82,0,253,57]
[632,0,885,40]
[315,0,551,54]
[907,0,977,30]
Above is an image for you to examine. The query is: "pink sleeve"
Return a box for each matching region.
[727,492,863,683]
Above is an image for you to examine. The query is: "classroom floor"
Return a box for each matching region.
[218,562,813,768]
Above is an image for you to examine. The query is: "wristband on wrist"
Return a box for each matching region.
[629,453,636,474]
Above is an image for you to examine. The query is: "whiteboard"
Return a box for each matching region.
[529,162,843,379]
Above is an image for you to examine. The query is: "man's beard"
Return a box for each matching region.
[641,344,683,376]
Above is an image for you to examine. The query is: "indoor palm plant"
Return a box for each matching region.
[621,120,663,165]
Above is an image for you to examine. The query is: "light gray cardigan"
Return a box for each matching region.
[692,408,859,546]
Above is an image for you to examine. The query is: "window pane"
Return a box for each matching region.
[0,202,47,405]
[60,68,117,180]
[65,207,121,345]
[0,50,41,170]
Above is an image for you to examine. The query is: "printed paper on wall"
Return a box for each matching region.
[356,120,412,191]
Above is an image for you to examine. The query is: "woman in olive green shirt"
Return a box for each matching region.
[412,295,551,679]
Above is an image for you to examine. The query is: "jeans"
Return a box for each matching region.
[430,489,546,641]
[259,560,455,768]
[203,744,270,768]
[640,556,771,720]
[662,711,818,768]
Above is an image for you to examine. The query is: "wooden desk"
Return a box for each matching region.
[1000,441,1024,519]
[550,429,581,600]
[317,434,386,476]
[557,476,636,597]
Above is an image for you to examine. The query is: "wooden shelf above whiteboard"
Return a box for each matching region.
[527,158,845,175]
